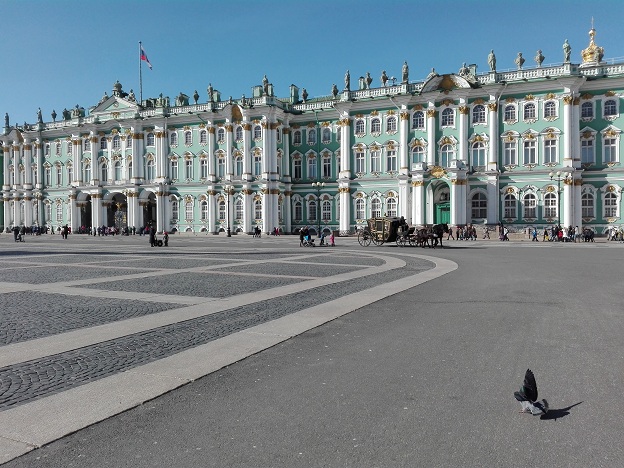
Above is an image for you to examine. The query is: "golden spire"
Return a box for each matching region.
[581,18,604,64]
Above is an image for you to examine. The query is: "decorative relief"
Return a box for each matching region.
[505,97,516,103]
[400,112,409,120]
[525,94,535,101]
[605,90,616,97]
[338,187,351,194]
[459,106,469,115]
[487,103,498,112]
[545,93,557,100]
[563,95,574,105]
[426,109,437,118]
[413,104,423,111]
[411,180,424,187]
[370,110,379,116]
[429,166,446,178]
[441,99,453,106]
[387,110,396,115]
[474,98,485,105]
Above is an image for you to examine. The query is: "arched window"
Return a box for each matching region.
[235,126,243,141]
[185,200,193,220]
[67,142,73,155]
[199,130,207,144]
[544,101,557,118]
[604,99,617,116]
[504,194,517,218]
[84,139,91,152]
[235,156,243,176]
[184,131,192,145]
[218,200,226,220]
[440,144,454,167]
[441,108,454,126]
[294,200,302,221]
[307,129,317,145]
[471,192,487,219]
[235,198,243,220]
[146,132,155,146]
[355,119,365,134]
[371,198,381,218]
[371,118,381,134]
[523,194,537,218]
[170,132,178,146]
[277,154,282,176]
[386,197,397,217]
[146,159,155,181]
[112,135,121,150]
[581,192,594,218]
[56,204,63,222]
[471,142,486,168]
[581,102,593,119]
[412,111,425,130]
[322,128,331,143]
[322,200,331,221]
[293,130,302,145]
[114,161,122,181]
[472,105,486,124]
[524,103,536,120]
[254,125,262,140]
[386,116,397,132]
[356,198,365,220]
[605,192,618,217]
[254,199,262,220]
[170,158,178,180]
[504,105,516,121]
[544,193,557,218]
[412,146,425,164]
[217,128,225,142]
[200,200,208,220]
[308,200,317,221]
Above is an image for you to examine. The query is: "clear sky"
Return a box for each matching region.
[2,0,624,126]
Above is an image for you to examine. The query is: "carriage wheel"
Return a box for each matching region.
[372,236,384,246]
[358,230,372,247]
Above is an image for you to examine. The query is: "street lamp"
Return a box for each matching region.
[312,181,325,236]
[225,184,233,237]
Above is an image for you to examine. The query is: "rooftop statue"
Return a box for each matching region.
[51,110,57,122]
[331,83,338,98]
[426,68,438,81]
[62,108,71,120]
[302,88,308,102]
[262,75,269,95]
[207,83,214,102]
[563,39,571,63]
[380,70,388,87]
[128,89,136,102]
[37,108,43,123]
[365,72,372,89]
[534,50,545,67]
[99,92,108,104]
[402,61,409,83]
[193,90,199,104]
[515,52,525,70]
[4,113,8,128]
[459,62,469,76]
[488,50,496,72]
[344,70,350,91]
[175,92,189,106]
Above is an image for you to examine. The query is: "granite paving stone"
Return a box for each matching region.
[0,267,148,284]
[212,262,366,277]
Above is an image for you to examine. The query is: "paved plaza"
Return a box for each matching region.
[0,233,623,467]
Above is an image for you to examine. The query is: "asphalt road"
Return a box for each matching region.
[4,240,624,468]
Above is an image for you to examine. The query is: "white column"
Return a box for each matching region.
[225,124,233,178]
[2,145,10,187]
[450,178,467,225]
[284,187,292,233]
[487,103,499,170]
[3,195,11,228]
[92,194,103,228]
[243,188,252,234]
[572,97,582,169]
[283,127,291,179]
[399,111,409,175]
[23,141,33,187]
[458,105,469,164]
[106,137,113,184]
[398,179,409,219]
[563,95,573,168]
[208,126,216,180]
[69,193,79,232]
[339,118,351,177]
[426,109,436,165]
[243,122,251,179]
[90,137,98,185]
[34,140,43,189]
[563,178,573,227]
[486,175,499,224]
[132,130,144,182]
[156,186,166,233]
[573,178,582,230]
[339,186,351,234]
[412,181,424,225]
[155,129,167,182]
[24,194,33,226]
[207,189,216,233]
[73,138,81,185]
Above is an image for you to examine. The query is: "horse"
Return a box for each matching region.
[429,223,449,248]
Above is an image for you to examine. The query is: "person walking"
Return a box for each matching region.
[447,226,455,241]
[532,227,539,242]
[149,225,156,247]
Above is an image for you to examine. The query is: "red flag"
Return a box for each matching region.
[140,46,152,70]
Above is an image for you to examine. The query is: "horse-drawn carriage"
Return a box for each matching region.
[357,217,448,248]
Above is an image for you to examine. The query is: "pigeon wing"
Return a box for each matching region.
[521,368,538,402]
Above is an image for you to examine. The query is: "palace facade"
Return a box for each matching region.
[2,27,623,235]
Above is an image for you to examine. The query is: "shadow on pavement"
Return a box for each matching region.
[540,401,583,420]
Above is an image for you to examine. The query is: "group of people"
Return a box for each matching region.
[446,225,480,241]
[299,226,335,247]
[537,225,583,242]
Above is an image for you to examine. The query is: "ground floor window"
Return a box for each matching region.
[471,192,487,218]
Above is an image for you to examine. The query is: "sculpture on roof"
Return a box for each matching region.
[51,110,57,122]
[128,89,136,102]
[365,72,372,89]
[302,88,308,102]
[193,90,199,104]
[534,50,545,67]
[426,68,438,81]
[344,70,350,91]
[175,92,189,106]
[207,83,214,102]
[331,83,338,98]
[262,75,269,95]
[459,62,469,77]
[4,113,8,128]
[515,52,525,70]
[99,92,108,104]
[380,70,388,87]
[62,108,71,120]
[488,50,496,72]
[581,22,605,65]
[402,61,409,84]
[563,39,571,63]
[37,108,43,123]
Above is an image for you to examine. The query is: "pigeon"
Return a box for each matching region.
[514,369,549,415]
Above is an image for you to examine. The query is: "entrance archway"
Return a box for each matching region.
[80,196,92,230]
[433,185,451,224]
[107,193,128,229]
[143,192,157,227]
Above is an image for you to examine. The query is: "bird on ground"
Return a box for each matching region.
[514,368,549,415]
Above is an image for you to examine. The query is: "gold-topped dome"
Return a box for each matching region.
[581,21,604,64]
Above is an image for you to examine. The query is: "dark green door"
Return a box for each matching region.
[435,203,450,224]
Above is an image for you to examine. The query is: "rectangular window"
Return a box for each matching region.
[323,158,331,178]
[544,139,557,165]
[504,196,517,218]
[200,159,208,178]
[604,138,617,163]
[581,140,594,164]
[56,167,62,185]
[355,151,365,173]
[523,140,536,165]
[504,142,517,166]
[386,150,397,172]
[294,160,302,179]
[217,158,225,177]
[371,151,381,172]
[185,202,193,220]
[185,160,193,179]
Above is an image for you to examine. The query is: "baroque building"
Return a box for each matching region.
[2,27,623,235]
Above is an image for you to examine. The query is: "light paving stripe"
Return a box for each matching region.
[0,253,456,464]
[0,253,403,368]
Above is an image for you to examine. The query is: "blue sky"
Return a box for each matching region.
[2,0,624,126]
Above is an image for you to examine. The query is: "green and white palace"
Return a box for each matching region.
[2,27,623,235]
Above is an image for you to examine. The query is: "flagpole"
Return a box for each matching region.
[139,41,143,104]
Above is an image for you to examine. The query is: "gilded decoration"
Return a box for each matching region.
[581,26,604,63]
[400,112,409,120]
[605,90,616,97]
[473,135,484,142]
[487,103,498,112]
[284,190,293,197]
[321,122,331,128]
[545,130,557,140]
[474,98,485,105]
[607,185,616,193]
[243,123,252,131]
[339,187,351,194]
[225,124,233,132]
[563,178,573,186]
[411,180,424,187]
[573,97,580,105]
[429,166,446,178]
[505,97,516,103]
[458,106,469,115]
[370,144,380,151]
[563,95,574,105]
[605,129,618,137]
[574,179,583,186]
[582,93,593,100]
[451,179,467,185]
[306,122,315,128]
[207,190,216,196]
[387,143,396,151]
[506,187,515,194]
[270,189,280,195]
[525,94,535,101]
[525,133,536,140]
[412,104,423,111]
[426,109,437,118]
[545,186,555,193]
[370,110,379,116]
[411,140,424,148]
[208,127,215,134]
[387,110,396,116]
[442,98,454,107]
[545,93,557,100]
[440,136,453,146]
